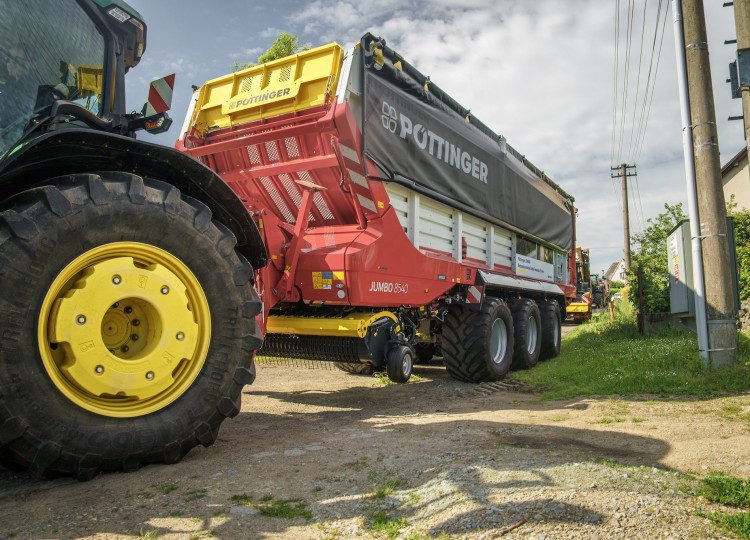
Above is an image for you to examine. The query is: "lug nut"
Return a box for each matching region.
[95,365,104,374]
[145,371,154,380]
[121,345,129,353]
[161,286,170,295]
[112,275,121,285]
[76,315,86,325]
[131,334,139,341]
[132,319,140,326]
[176,331,185,341]
[124,306,133,314]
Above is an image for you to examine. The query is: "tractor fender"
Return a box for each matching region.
[0,129,268,269]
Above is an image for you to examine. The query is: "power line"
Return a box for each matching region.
[617,0,636,164]
[635,0,671,164]
[627,0,649,161]
[610,0,621,167]
[630,0,664,163]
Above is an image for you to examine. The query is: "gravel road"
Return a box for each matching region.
[1,356,748,540]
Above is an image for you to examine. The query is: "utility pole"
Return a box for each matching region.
[682,0,738,366]
[734,0,750,154]
[611,163,636,270]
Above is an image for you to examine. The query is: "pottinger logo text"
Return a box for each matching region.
[380,100,488,184]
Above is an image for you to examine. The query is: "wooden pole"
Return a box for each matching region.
[682,0,738,366]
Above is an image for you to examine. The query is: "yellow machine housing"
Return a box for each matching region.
[188,43,343,135]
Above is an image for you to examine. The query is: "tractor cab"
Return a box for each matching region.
[0,0,166,160]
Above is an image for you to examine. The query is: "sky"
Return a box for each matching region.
[124,0,743,277]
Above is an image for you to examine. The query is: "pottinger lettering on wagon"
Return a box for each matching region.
[381,101,489,184]
[227,87,293,111]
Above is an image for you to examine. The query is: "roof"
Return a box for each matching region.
[604,261,621,280]
[722,146,748,177]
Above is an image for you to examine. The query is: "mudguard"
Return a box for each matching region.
[0,129,268,269]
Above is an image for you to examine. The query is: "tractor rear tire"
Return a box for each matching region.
[511,299,542,370]
[441,299,514,383]
[539,300,562,360]
[0,173,262,479]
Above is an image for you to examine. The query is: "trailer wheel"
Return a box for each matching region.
[0,174,262,479]
[539,300,562,360]
[511,299,542,369]
[441,299,514,383]
[334,362,376,375]
[414,343,435,364]
[386,346,413,383]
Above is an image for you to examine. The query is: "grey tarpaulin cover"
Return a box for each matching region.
[358,33,574,251]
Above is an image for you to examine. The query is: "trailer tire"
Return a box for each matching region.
[414,343,435,364]
[441,299,514,383]
[386,346,413,384]
[0,174,262,479]
[334,362,376,375]
[539,300,562,360]
[511,299,542,369]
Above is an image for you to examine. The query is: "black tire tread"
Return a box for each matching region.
[442,299,513,383]
[0,173,263,479]
[540,300,562,360]
[510,299,542,370]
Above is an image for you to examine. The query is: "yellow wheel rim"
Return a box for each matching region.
[38,242,211,418]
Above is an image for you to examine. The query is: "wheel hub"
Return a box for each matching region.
[490,318,508,364]
[526,315,538,354]
[39,243,211,418]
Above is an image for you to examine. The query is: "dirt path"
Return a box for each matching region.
[1,358,749,539]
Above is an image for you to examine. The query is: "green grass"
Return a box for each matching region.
[514,303,750,399]
[702,511,750,538]
[153,482,178,495]
[184,488,207,502]
[696,473,750,538]
[229,494,313,520]
[373,478,406,499]
[368,510,407,539]
[700,475,750,508]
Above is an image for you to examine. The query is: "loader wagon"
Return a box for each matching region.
[178,34,578,383]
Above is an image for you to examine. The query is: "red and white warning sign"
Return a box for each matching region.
[144,73,175,116]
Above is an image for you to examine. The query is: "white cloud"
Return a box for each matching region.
[289,0,741,275]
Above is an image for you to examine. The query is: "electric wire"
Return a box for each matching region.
[617,0,636,164]
[630,0,663,164]
[634,0,670,164]
[627,0,649,163]
[611,0,621,168]
[610,0,624,216]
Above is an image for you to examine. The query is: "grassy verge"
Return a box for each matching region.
[698,473,750,538]
[514,302,750,400]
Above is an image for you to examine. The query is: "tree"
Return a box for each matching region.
[627,203,686,313]
[233,33,309,72]
[728,204,750,302]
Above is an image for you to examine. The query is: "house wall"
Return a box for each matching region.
[723,152,750,211]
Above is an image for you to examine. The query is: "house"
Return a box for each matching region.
[604,259,627,284]
[722,146,750,211]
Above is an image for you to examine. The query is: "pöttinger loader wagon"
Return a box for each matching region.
[178,34,578,384]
